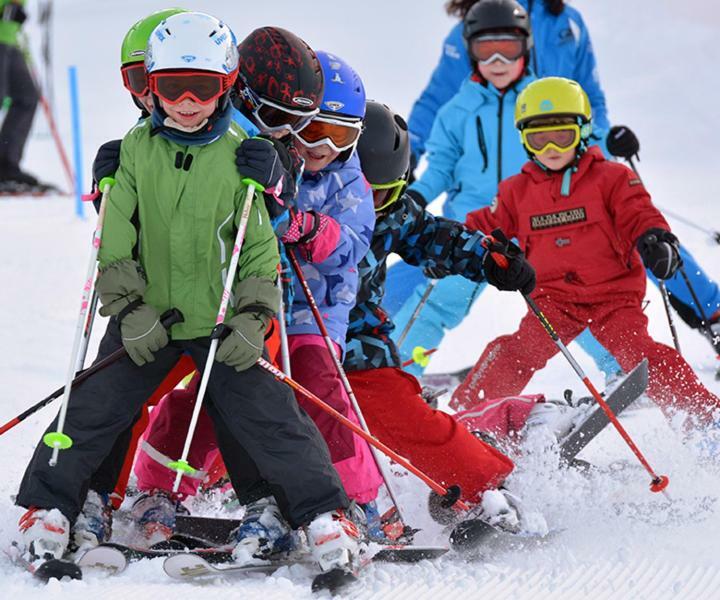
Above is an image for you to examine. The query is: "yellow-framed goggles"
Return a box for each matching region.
[521,123,581,154]
[372,179,406,212]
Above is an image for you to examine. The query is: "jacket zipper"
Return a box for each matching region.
[475,116,488,173]
[497,92,504,186]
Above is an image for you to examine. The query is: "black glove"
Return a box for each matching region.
[236,137,286,192]
[482,229,536,295]
[423,264,451,280]
[90,139,121,213]
[2,2,27,24]
[93,139,121,185]
[637,228,680,280]
[407,152,419,185]
[406,188,427,208]
[607,125,640,160]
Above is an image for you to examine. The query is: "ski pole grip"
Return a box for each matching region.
[481,235,510,269]
[160,308,184,330]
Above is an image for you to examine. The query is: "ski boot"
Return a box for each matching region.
[305,509,362,572]
[230,496,298,564]
[524,396,594,442]
[449,488,548,554]
[72,490,113,551]
[130,490,185,544]
[18,508,71,562]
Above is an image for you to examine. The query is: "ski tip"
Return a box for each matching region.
[311,568,358,594]
[35,559,83,582]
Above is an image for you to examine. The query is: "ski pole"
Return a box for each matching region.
[626,156,718,357]
[286,248,456,521]
[44,183,112,466]
[168,180,259,493]
[276,273,292,376]
[677,264,720,357]
[482,231,669,494]
[76,288,99,371]
[401,346,437,368]
[256,356,468,510]
[0,308,183,438]
[21,33,74,194]
[658,281,681,353]
[396,279,437,348]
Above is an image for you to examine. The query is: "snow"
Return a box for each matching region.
[1,0,720,598]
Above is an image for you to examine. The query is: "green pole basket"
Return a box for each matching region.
[43,432,73,450]
[412,345,431,368]
[167,459,197,475]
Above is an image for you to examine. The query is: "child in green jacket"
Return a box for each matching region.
[16,12,358,574]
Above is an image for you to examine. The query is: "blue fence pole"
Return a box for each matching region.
[68,66,84,219]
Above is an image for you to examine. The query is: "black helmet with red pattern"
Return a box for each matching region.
[234,26,325,135]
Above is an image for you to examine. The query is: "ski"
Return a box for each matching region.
[449,519,557,555]
[163,552,306,580]
[5,543,82,581]
[311,565,360,594]
[371,545,448,562]
[559,358,648,462]
[76,544,127,574]
[77,539,235,573]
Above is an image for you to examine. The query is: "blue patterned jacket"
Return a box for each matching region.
[344,193,487,371]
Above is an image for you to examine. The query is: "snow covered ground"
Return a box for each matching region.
[1,1,719,598]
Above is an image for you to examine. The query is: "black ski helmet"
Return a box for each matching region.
[236,26,324,113]
[462,0,533,53]
[357,101,411,185]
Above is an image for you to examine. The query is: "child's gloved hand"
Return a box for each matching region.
[236,137,286,192]
[423,264,451,280]
[483,251,536,295]
[281,210,341,263]
[215,313,266,372]
[118,304,169,366]
[2,2,27,24]
[637,228,680,280]
[92,139,122,184]
[607,125,639,160]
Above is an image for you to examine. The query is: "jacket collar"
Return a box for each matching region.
[522,145,605,186]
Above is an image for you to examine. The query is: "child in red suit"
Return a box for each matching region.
[453,77,720,429]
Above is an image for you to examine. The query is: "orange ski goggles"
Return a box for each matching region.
[148,70,238,105]
[121,63,149,97]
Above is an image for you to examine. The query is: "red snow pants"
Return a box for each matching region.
[452,295,720,424]
[348,367,515,503]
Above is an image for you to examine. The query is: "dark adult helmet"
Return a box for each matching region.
[357,101,411,185]
[463,0,533,52]
[236,26,324,113]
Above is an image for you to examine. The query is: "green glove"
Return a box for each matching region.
[215,312,267,371]
[96,259,167,366]
[119,303,169,366]
[96,259,146,317]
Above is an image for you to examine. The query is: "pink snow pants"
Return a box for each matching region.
[134,373,220,498]
[288,334,382,504]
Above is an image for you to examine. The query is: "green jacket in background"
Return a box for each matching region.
[98,119,280,340]
[0,0,26,47]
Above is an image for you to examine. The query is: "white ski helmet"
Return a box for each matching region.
[145,12,239,76]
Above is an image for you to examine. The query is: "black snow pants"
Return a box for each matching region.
[0,43,38,168]
[16,319,348,529]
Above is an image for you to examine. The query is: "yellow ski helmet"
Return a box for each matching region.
[515,77,592,128]
[515,77,593,155]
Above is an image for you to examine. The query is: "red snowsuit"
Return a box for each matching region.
[453,147,720,423]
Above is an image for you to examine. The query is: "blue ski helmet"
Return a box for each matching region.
[316,51,366,120]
